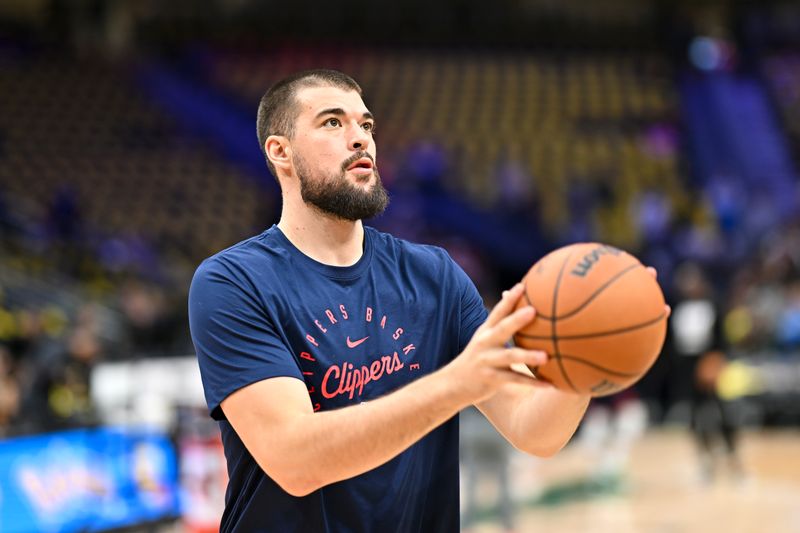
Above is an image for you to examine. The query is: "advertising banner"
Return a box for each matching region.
[0,427,179,533]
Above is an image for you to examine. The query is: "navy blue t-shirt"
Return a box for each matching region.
[188,225,487,533]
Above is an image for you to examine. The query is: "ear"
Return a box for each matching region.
[265,135,292,175]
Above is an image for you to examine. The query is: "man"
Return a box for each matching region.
[670,261,741,481]
[188,69,590,532]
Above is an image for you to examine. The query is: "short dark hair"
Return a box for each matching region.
[256,69,362,178]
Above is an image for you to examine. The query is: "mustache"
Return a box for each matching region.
[341,151,376,173]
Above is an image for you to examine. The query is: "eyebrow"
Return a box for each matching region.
[315,108,375,121]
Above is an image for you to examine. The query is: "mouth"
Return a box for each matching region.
[346,157,374,172]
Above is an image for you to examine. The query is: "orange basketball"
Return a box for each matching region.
[513,243,668,397]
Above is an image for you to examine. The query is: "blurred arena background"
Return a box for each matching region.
[0,0,799,531]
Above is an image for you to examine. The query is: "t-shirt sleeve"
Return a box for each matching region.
[188,258,303,420]
[451,260,489,353]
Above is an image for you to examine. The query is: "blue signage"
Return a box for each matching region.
[0,427,180,533]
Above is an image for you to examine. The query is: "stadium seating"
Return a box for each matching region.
[203,46,685,247]
[0,55,271,274]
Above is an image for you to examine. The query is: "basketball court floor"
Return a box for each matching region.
[463,428,800,533]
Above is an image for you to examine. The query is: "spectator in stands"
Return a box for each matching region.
[43,323,103,430]
[119,279,179,356]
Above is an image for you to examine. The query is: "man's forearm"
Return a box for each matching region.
[476,372,590,457]
[276,368,470,495]
[508,388,590,456]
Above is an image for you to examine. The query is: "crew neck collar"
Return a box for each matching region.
[270,225,373,280]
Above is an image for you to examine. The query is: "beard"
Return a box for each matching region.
[294,151,389,221]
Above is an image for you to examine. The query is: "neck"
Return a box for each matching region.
[277,193,365,267]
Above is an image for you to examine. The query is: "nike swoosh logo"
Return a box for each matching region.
[346,336,369,349]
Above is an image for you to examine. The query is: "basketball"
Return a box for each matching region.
[513,243,668,396]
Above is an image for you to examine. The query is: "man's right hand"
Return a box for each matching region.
[442,283,551,405]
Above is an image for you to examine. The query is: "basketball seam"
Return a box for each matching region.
[551,251,578,393]
[517,311,667,341]
[532,263,641,321]
[555,354,641,378]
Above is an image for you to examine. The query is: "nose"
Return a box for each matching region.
[348,122,371,152]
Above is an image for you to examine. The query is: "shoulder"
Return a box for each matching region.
[189,228,295,314]
[366,227,473,295]
[192,227,288,284]
[367,226,454,267]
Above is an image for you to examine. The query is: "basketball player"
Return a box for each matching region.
[189,69,591,532]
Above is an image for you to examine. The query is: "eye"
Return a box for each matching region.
[362,121,376,133]
[323,117,341,128]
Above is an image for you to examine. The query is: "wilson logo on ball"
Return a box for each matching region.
[570,244,622,278]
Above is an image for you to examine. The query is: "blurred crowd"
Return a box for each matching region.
[0,279,190,438]
[0,185,194,436]
[721,221,800,355]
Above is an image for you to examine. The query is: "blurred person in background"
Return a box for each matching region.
[1,304,65,434]
[16,307,103,432]
[0,346,20,437]
[189,69,593,532]
[670,261,742,482]
[119,278,179,356]
[46,324,102,428]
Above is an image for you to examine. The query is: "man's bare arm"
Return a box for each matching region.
[223,372,464,497]
[476,382,590,457]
